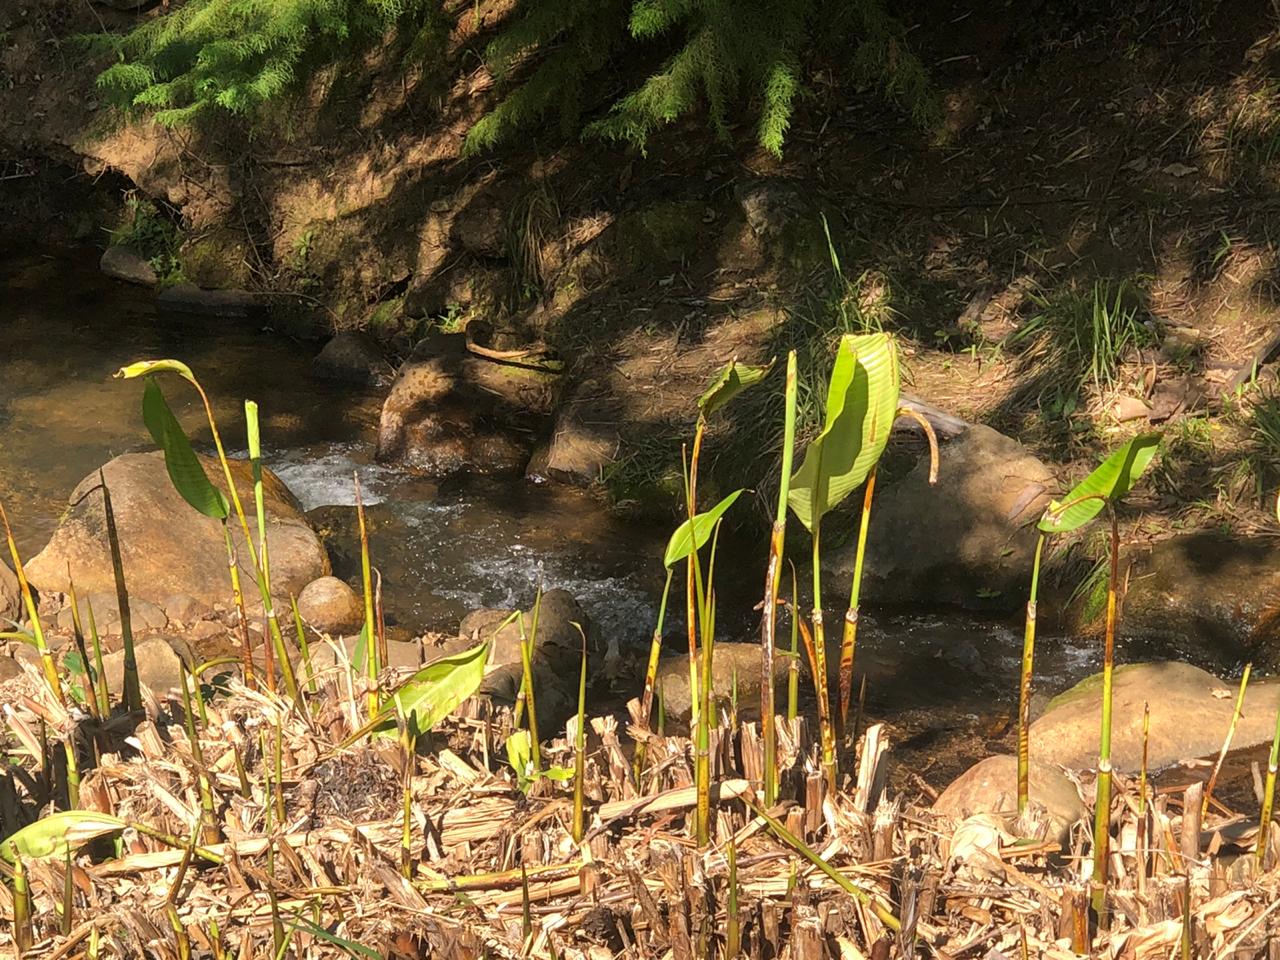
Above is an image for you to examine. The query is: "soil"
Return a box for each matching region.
[5,1,1280,574]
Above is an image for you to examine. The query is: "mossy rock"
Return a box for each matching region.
[613,201,706,266]
[179,230,254,289]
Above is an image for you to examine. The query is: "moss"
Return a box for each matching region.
[179,230,254,289]
[1042,663,1147,714]
[613,201,705,266]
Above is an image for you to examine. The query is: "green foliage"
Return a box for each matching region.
[110,196,183,282]
[93,0,931,159]
[142,378,230,520]
[664,489,745,568]
[787,332,900,531]
[1039,433,1161,534]
[90,0,441,125]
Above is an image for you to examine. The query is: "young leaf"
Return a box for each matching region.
[1,811,126,862]
[787,333,900,531]
[1038,432,1161,534]
[115,359,198,385]
[663,489,744,569]
[345,640,490,742]
[698,358,775,418]
[142,378,230,520]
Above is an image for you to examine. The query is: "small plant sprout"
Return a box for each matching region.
[1037,431,1160,917]
[787,332,935,789]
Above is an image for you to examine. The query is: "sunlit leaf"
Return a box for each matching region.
[663,489,744,569]
[1,811,126,862]
[698,358,775,418]
[788,333,900,531]
[384,639,489,733]
[142,378,229,520]
[285,914,381,960]
[114,359,197,384]
[1038,433,1161,534]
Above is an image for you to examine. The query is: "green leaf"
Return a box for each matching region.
[114,358,197,385]
[698,358,774,418]
[142,378,229,520]
[382,639,490,733]
[663,489,744,568]
[1,811,126,862]
[284,914,381,960]
[788,333,900,531]
[507,728,533,790]
[1038,433,1161,534]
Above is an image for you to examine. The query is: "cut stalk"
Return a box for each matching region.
[632,569,673,784]
[1090,508,1121,920]
[518,599,543,777]
[810,521,836,793]
[1258,693,1280,869]
[695,522,721,847]
[1017,533,1047,815]
[1137,702,1150,905]
[787,565,800,723]
[761,351,798,806]
[11,840,32,954]
[221,522,254,683]
[726,838,741,958]
[61,848,74,935]
[66,576,99,723]
[179,661,221,846]
[838,468,876,729]
[1203,663,1251,818]
[354,473,379,721]
[572,625,588,844]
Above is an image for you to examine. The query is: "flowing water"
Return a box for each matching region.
[1,246,1128,785]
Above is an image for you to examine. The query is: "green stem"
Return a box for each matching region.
[762,351,798,807]
[1259,693,1280,868]
[1017,533,1046,815]
[1090,509,1120,920]
[838,468,877,728]
[355,473,379,721]
[811,525,836,793]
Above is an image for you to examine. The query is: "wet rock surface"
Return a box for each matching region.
[312,331,391,387]
[99,245,157,286]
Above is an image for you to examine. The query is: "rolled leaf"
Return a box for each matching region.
[698,358,775,418]
[663,489,744,568]
[143,378,230,519]
[1039,432,1161,534]
[1,811,126,862]
[115,358,197,385]
[788,333,900,531]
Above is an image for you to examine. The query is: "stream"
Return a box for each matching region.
[1,246,1140,787]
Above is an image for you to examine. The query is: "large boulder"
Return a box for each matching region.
[829,425,1053,611]
[1119,533,1280,668]
[0,560,17,621]
[25,452,329,612]
[655,642,791,723]
[933,754,1086,845]
[375,334,551,476]
[1029,661,1280,773]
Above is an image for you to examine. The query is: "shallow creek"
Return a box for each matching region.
[4,247,1225,790]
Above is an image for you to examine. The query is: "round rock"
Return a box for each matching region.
[933,754,1086,845]
[296,576,365,636]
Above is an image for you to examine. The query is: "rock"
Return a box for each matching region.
[296,576,364,635]
[374,337,544,475]
[655,643,790,723]
[25,451,329,612]
[1119,534,1280,667]
[736,180,805,242]
[0,657,21,682]
[100,245,157,286]
[453,205,506,258]
[101,636,194,695]
[312,332,390,387]
[1,560,17,620]
[1030,661,1280,773]
[304,635,422,674]
[55,593,168,635]
[934,755,1085,847]
[156,284,262,318]
[526,380,619,485]
[188,620,227,644]
[163,594,208,626]
[830,425,1054,611]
